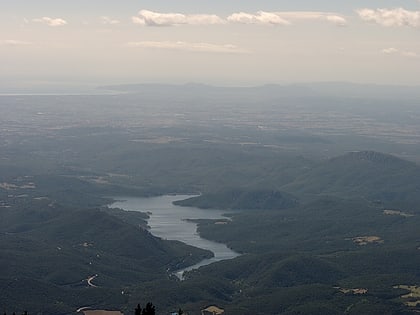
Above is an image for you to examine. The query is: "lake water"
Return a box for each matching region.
[110,195,240,279]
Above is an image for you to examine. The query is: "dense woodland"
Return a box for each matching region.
[1,86,420,314]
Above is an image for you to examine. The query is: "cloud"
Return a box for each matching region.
[382,47,419,58]
[401,51,419,58]
[357,8,420,27]
[132,10,224,26]
[131,9,347,27]
[382,47,399,54]
[33,17,68,27]
[228,11,347,26]
[401,51,420,58]
[227,11,290,25]
[325,15,348,26]
[126,41,248,53]
[0,40,31,46]
[101,16,120,25]
[278,11,347,25]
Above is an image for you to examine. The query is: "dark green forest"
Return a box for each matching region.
[1,89,420,314]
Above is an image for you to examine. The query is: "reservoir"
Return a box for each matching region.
[110,195,240,279]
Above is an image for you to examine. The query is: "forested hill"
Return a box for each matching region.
[174,151,420,213]
[173,189,298,210]
[0,197,211,314]
[282,151,420,210]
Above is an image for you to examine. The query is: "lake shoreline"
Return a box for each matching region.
[109,195,240,279]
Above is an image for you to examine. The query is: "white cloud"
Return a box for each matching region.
[132,10,224,26]
[325,15,348,26]
[278,11,347,24]
[131,9,346,27]
[126,41,248,53]
[0,40,31,46]
[381,47,419,58]
[401,51,420,58]
[228,11,347,26]
[33,17,68,27]
[382,47,399,54]
[401,51,419,58]
[131,16,146,26]
[101,16,120,25]
[227,11,290,25]
[357,8,420,27]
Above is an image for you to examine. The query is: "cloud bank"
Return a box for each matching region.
[127,41,247,53]
[265,11,348,26]
[0,40,31,46]
[132,10,347,27]
[357,8,420,27]
[132,10,224,26]
[382,47,418,58]
[101,16,120,25]
[227,11,290,25]
[33,17,68,27]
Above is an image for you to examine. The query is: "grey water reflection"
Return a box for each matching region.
[110,195,240,279]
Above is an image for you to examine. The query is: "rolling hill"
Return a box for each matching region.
[283,151,420,211]
[173,189,298,210]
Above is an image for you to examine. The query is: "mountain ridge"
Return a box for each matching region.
[282,150,420,210]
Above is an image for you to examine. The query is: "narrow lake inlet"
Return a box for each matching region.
[110,195,240,279]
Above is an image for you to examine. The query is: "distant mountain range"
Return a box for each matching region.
[98,82,420,100]
[2,81,419,99]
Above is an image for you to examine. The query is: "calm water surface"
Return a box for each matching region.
[110,195,240,278]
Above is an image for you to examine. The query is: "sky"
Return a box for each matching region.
[1,0,420,90]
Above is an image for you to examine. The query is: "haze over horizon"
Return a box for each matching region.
[1,0,420,91]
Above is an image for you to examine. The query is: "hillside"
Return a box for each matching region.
[0,202,211,314]
[283,151,420,211]
[173,189,298,210]
[2,94,420,315]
